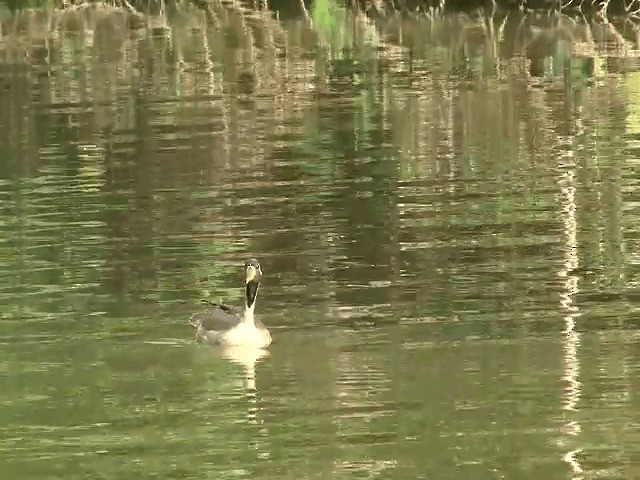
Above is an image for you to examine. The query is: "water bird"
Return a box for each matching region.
[190,258,272,347]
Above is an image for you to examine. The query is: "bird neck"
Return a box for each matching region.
[243,281,259,325]
[242,290,258,325]
[242,301,256,325]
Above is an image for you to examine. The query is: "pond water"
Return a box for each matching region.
[1,4,640,479]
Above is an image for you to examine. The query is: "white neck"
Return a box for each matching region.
[243,301,256,325]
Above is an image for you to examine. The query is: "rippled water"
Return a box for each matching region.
[1,4,640,479]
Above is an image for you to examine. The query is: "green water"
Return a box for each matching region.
[1,4,640,479]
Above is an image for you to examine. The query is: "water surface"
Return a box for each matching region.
[1,4,640,479]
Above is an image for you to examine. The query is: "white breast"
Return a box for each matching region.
[220,322,272,347]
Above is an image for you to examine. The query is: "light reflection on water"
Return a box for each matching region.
[1,3,640,480]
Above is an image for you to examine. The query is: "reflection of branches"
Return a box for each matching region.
[557,147,583,480]
[26,0,640,22]
[298,0,310,20]
[560,0,585,11]
[625,0,640,17]
[120,0,140,15]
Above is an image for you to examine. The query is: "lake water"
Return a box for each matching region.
[1,4,640,479]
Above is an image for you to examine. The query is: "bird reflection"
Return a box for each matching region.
[217,344,270,424]
[218,344,270,390]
